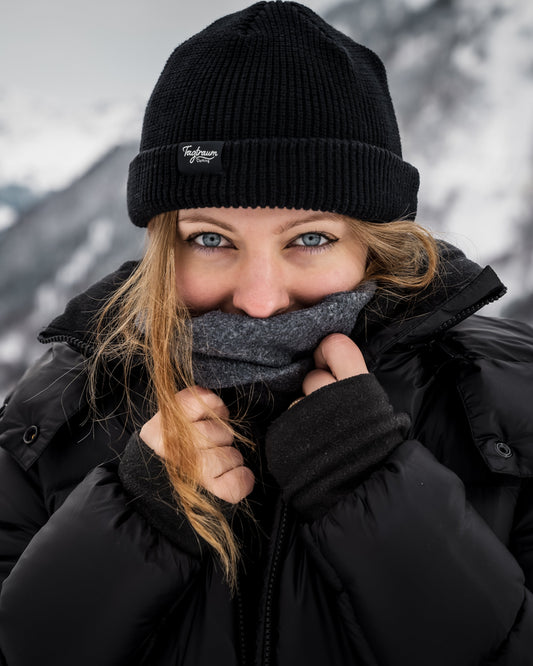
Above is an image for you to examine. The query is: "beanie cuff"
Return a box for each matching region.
[127,138,419,227]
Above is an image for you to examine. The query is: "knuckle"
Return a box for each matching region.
[326,332,354,351]
[215,445,242,467]
[217,403,230,419]
[175,389,198,415]
[214,467,255,503]
[177,387,227,421]
[302,369,335,395]
[326,332,348,344]
[140,415,159,442]
[238,466,256,497]
[228,447,244,466]
[194,420,234,448]
[193,422,213,448]
[200,445,242,479]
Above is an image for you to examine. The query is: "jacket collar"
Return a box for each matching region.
[38,243,506,369]
[38,260,140,355]
[352,242,506,369]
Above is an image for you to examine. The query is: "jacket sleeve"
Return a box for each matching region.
[265,373,533,666]
[0,415,205,666]
[0,343,212,666]
[0,451,202,666]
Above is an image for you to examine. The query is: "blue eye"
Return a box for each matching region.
[294,233,330,247]
[196,233,223,247]
[186,231,233,252]
[289,232,337,253]
[301,233,323,246]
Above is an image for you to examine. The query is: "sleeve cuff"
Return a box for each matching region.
[265,373,410,520]
[118,432,236,557]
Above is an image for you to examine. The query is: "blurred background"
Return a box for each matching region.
[1,0,532,397]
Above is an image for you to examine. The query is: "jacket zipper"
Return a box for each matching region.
[262,504,288,666]
[406,287,507,352]
[37,333,96,357]
[235,575,247,666]
[431,288,506,338]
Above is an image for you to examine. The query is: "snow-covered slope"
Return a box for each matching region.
[0,89,143,234]
[326,0,533,310]
[0,143,145,391]
[0,90,143,193]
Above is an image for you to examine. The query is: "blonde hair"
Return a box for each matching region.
[334,213,440,294]
[86,209,440,586]
[87,211,246,588]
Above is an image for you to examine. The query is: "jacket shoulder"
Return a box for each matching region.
[0,343,88,470]
[443,314,533,362]
[436,314,533,477]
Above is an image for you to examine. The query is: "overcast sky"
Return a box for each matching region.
[1,0,336,107]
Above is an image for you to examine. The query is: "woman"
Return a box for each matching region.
[0,2,532,665]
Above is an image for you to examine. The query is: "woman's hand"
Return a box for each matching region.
[139,387,255,504]
[302,333,368,395]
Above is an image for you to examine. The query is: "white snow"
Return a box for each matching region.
[0,330,25,365]
[417,0,533,263]
[0,90,143,193]
[55,218,114,286]
[400,0,434,11]
[29,217,115,330]
[0,204,16,232]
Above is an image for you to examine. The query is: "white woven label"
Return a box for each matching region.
[178,142,224,174]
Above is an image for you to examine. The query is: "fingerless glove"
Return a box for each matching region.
[265,373,410,520]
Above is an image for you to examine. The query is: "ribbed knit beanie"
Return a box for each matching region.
[127,0,419,227]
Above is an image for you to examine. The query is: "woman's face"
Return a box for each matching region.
[174,207,367,318]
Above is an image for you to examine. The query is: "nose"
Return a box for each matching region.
[231,255,291,318]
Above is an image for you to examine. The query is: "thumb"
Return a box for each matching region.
[314,333,368,380]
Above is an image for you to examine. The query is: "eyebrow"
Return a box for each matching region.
[178,213,343,234]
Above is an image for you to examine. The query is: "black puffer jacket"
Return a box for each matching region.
[1,245,533,666]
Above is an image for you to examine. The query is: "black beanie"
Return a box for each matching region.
[127,0,419,227]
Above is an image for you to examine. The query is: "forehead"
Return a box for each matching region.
[177,207,350,234]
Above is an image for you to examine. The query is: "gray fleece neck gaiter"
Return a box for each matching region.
[190,285,375,392]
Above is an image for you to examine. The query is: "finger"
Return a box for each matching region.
[205,466,256,504]
[302,368,337,396]
[139,413,165,457]
[193,419,234,449]
[176,386,229,422]
[314,333,368,380]
[199,446,244,480]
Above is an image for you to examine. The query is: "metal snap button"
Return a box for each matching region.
[495,441,513,459]
[23,425,40,445]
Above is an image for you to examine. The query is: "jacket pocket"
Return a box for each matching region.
[0,344,87,470]
[456,358,533,477]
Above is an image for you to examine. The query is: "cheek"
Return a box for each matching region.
[299,252,366,298]
[174,260,229,312]
[302,271,362,299]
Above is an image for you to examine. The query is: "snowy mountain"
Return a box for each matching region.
[327,0,533,308]
[0,144,145,390]
[1,0,532,396]
[0,89,143,228]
